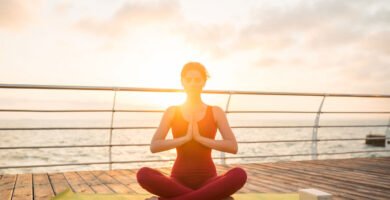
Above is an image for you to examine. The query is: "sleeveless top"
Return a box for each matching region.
[170,105,218,189]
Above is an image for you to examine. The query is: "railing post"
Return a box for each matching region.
[108,88,118,170]
[386,117,390,149]
[312,95,327,160]
[221,92,233,165]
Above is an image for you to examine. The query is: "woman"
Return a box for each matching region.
[136,62,247,200]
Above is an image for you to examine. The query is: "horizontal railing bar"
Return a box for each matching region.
[1,83,390,97]
[1,125,388,131]
[1,150,389,169]
[0,109,163,113]
[229,125,390,128]
[317,150,390,155]
[0,162,114,169]
[237,137,390,144]
[0,144,149,149]
[0,127,154,130]
[0,160,178,169]
[1,137,389,150]
[0,109,113,112]
[223,150,390,159]
[227,111,390,114]
[2,109,390,114]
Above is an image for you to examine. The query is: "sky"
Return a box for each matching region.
[0,0,390,95]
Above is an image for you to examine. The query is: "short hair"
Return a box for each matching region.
[181,62,210,80]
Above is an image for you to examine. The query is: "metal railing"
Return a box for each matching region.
[0,83,390,171]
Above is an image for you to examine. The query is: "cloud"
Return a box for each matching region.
[255,57,304,68]
[228,0,390,94]
[175,22,237,58]
[75,0,181,37]
[360,31,390,55]
[73,0,390,66]
[239,0,390,50]
[0,0,41,30]
[175,1,390,59]
[235,0,390,69]
[73,0,239,59]
[55,1,73,15]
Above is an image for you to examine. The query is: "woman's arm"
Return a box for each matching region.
[150,106,192,153]
[193,106,238,154]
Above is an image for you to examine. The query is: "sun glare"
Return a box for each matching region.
[155,92,186,108]
[119,29,223,108]
[124,28,210,89]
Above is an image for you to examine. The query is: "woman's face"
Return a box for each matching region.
[181,70,205,94]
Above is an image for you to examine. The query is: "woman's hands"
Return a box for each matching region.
[179,106,238,154]
[183,112,203,142]
[192,115,202,141]
[184,115,193,142]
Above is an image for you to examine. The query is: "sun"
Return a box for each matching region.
[120,30,221,108]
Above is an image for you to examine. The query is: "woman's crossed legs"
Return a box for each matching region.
[136,167,247,200]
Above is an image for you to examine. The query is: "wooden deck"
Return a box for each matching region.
[0,156,389,200]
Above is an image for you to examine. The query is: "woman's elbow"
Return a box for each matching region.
[150,143,157,153]
[232,145,238,154]
[229,143,238,154]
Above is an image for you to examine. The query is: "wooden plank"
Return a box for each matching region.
[245,164,308,192]
[295,161,390,190]
[12,173,33,200]
[119,170,149,194]
[243,163,358,199]
[48,173,72,195]
[257,167,358,200]
[254,162,388,200]
[0,174,16,200]
[239,182,263,193]
[241,165,290,193]
[63,171,94,193]
[90,170,133,193]
[77,171,113,194]
[33,173,55,200]
[1,157,389,199]
[311,158,390,177]
[290,159,390,193]
[104,170,136,193]
[256,162,382,199]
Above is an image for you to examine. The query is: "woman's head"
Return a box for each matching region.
[181,62,209,81]
[181,62,210,93]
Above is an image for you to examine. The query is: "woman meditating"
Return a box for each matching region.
[136,62,247,200]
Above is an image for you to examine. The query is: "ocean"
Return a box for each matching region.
[1,116,389,174]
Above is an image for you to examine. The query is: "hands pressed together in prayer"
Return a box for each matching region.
[183,112,203,143]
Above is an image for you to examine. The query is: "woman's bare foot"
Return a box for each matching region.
[145,196,159,200]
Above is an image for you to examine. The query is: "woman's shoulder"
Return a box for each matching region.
[211,105,224,114]
[210,105,225,124]
[166,105,179,113]
[162,105,179,121]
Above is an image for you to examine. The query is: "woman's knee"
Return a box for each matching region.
[136,167,153,184]
[230,167,247,185]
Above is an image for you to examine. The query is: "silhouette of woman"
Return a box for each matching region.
[136,62,247,200]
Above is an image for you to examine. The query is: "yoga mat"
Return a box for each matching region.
[51,188,300,200]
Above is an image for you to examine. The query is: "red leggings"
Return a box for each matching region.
[136,167,247,200]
